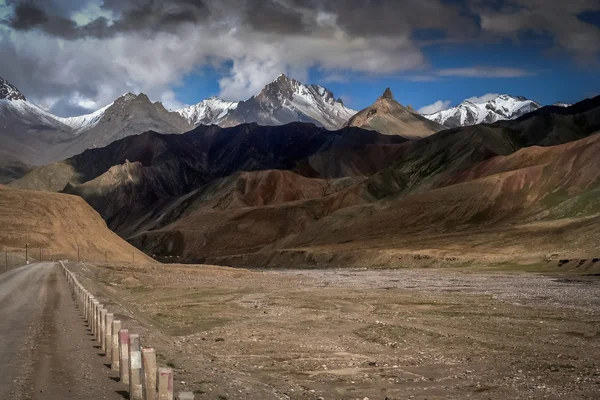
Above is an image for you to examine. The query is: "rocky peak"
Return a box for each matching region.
[381,88,394,101]
[114,92,139,104]
[0,77,26,101]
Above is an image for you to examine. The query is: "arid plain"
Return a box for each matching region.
[68,261,600,400]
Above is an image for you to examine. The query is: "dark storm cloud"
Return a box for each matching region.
[281,0,480,39]
[6,0,210,39]
[8,3,48,30]
[245,0,307,34]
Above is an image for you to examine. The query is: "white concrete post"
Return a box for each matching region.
[158,367,174,400]
[93,301,100,339]
[176,393,194,400]
[119,329,130,384]
[105,313,114,358]
[142,348,157,400]
[112,320,121,371]
[129,334,143,400]
[100,308,108,350]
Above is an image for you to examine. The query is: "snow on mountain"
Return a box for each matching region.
[176,74,356,130]
[0,99,71,129]
[553,102,572,108]
[175,97,239,126]
[56,102,113,134]
[0,77,27,101]
[423,95,541,128]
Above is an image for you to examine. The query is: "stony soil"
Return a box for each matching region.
[71,262,600,400]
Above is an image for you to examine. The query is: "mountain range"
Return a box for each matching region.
[0,74,449,184]
[423,94,543,128]
[10,94,600,266]
[4,73,598,269]
[0,80,193,169]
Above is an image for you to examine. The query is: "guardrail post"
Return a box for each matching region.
[129,334,143,400]
[93,301,100,339]
[158,367,174,400]
[105,313,114,358]
[119,329,130,384]
[142,348,157,400]
[112,320,122,371]
[100,308,108,351]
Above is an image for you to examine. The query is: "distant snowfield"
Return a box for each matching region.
[175,97,239,126]
[56,102,113,135]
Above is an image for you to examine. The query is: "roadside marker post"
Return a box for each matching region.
[119,329,130,384]
[129,334,143,400]
[158,367,174,400]
[142,348,158,400]
[92,300,100,338]
[112,320,122,371]
[105,313,114,358]
[100,308,108,351]
[98,305,104,342]
[60,261,182,400]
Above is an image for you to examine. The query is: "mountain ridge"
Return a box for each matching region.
[176,74,356,130]
[423,94,542,128]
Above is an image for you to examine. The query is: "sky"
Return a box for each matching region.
[0,0,599,117]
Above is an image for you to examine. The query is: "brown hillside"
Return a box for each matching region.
[133,133,600,263]
[127,169,366,257]
[0,187,153,263]
[276,132,600,260]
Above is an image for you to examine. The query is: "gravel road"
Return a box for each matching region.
[0,262,126,399]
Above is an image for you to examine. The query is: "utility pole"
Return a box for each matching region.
[105,250,107,264]
[39,248,42,262]
[5,249,7,271]
[25,243,28,264]
[77,245,80,262]
[132,251,135,264]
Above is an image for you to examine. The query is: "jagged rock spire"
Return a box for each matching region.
[381,87,394,100]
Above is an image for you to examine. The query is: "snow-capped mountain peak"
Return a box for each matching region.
[423,94,541,128]
[0,77,27,101]
[0,76,75,132]
[175,74,356,129]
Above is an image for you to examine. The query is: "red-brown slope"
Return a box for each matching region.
[276,132,600,258]
[131,133,600,262]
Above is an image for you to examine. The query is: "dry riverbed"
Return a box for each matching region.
[71,263,600,400]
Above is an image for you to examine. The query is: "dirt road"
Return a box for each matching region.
[0,262,125,400]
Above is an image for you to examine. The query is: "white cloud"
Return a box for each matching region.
[418,100,451,114]
[321,72,350,83]
[1,0,598,116]
[438,67,531,78]
[465,93,500,104]
[0,1,427,113]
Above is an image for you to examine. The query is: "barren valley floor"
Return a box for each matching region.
[69,262,600,400]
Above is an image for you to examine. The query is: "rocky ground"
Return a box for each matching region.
[71,262,600,400]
